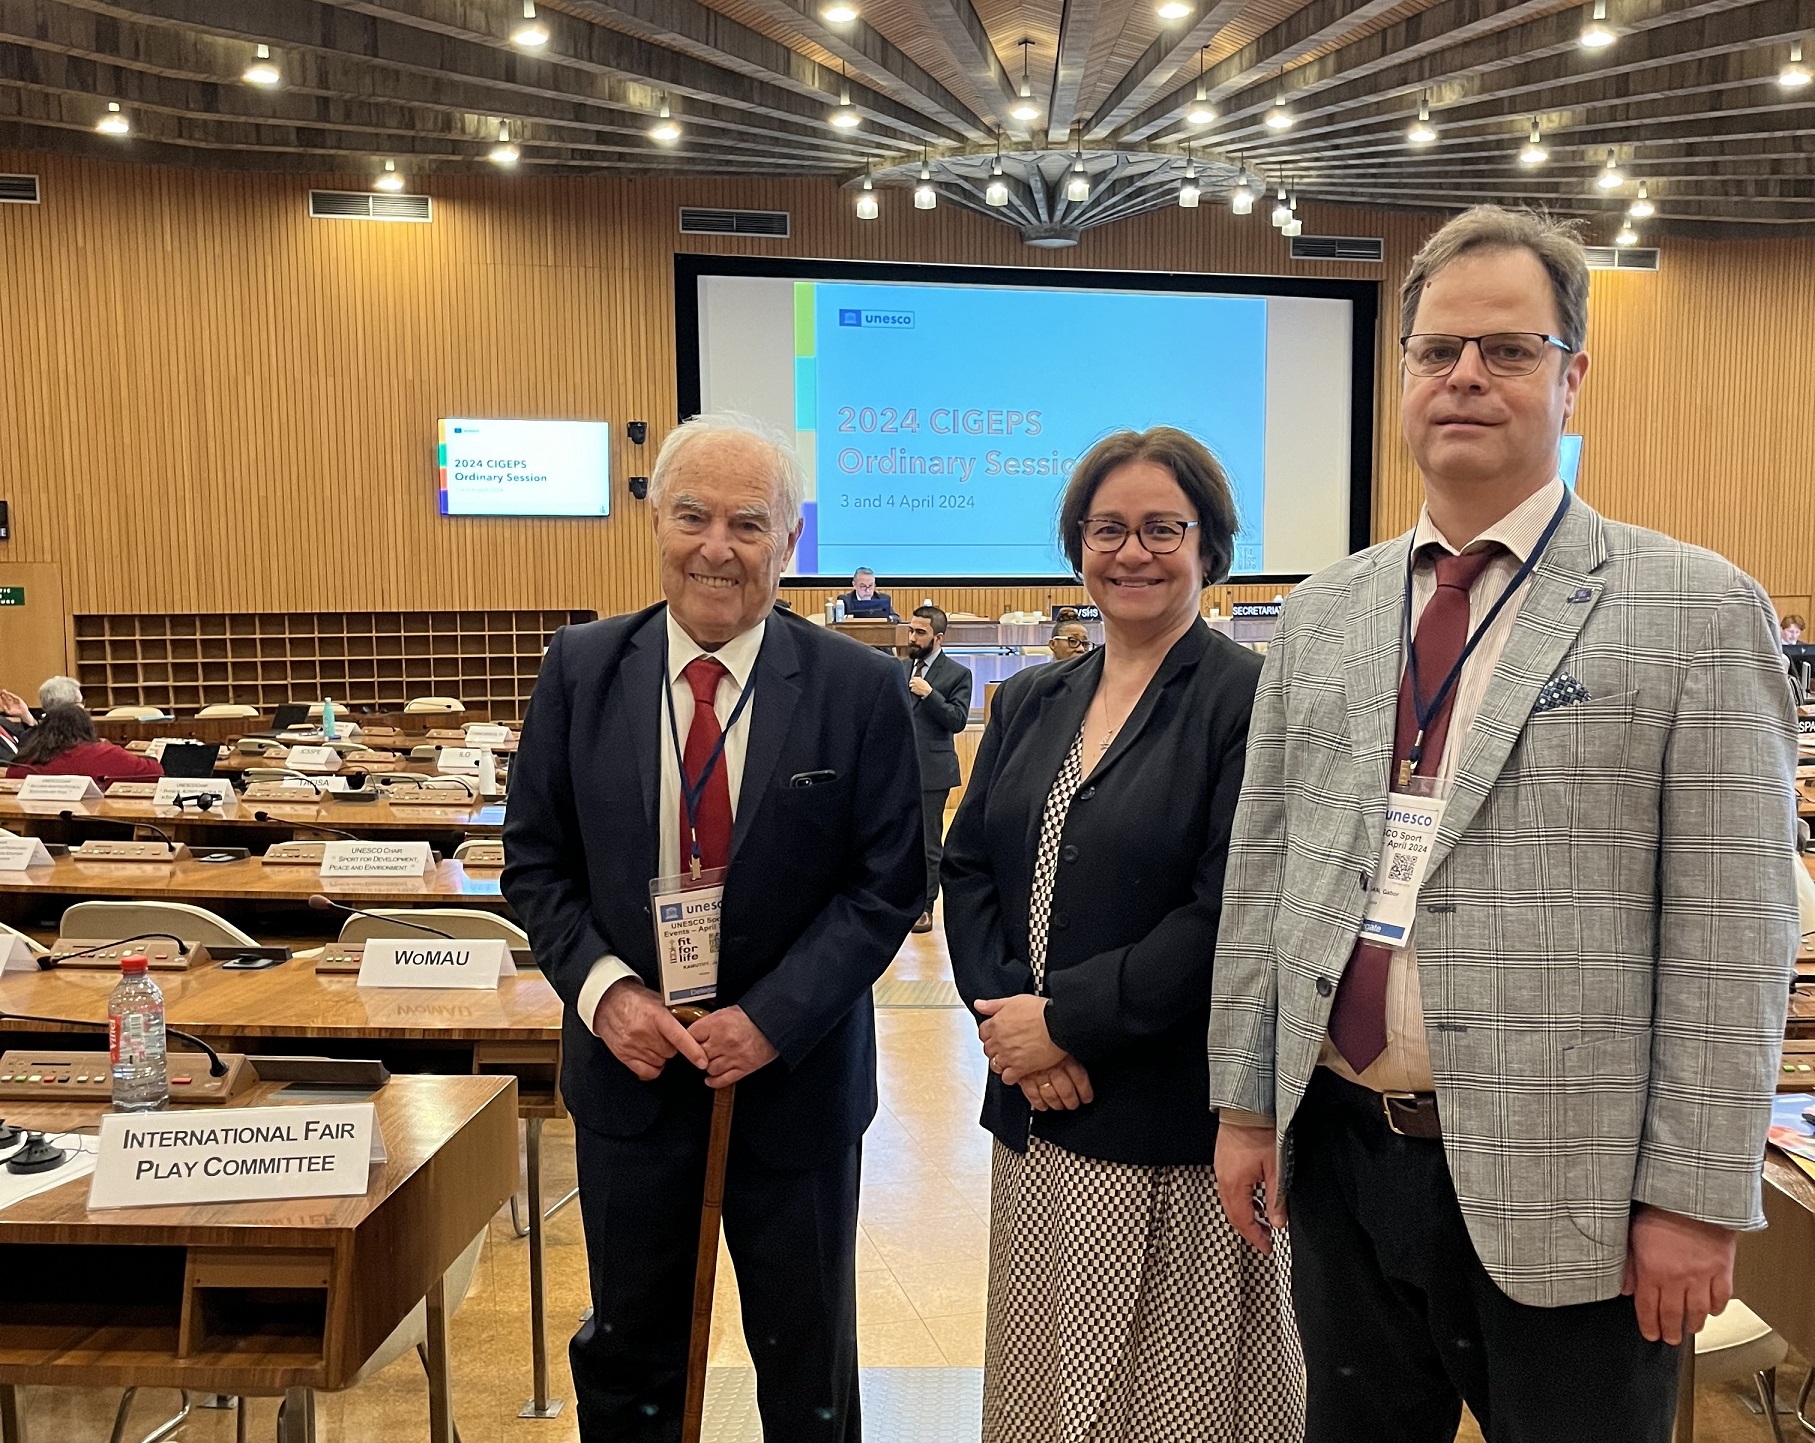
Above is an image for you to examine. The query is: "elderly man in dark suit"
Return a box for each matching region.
[903,604,973,933]
[503,412,924,1443]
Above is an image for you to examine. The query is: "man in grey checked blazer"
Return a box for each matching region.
[1209,207,1801,1442]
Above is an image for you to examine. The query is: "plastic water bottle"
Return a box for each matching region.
[109,954,169,1113]
[321,695,338,740]
[833,598,846,622]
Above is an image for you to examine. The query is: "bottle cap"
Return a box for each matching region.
[120,952,149,974]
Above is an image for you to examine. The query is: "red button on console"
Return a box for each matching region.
[171,1076,192,1086]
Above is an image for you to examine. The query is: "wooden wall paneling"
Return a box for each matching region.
[1,149,1809,636]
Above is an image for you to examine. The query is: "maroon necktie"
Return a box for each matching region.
[1328,544,1505,1073]
[678,656,733,874]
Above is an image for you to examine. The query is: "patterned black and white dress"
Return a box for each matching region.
[981,731,1305,1443]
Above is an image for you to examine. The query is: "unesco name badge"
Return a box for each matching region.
[88,1103,383,1210]
[1358,790,1447,949]
[649,872,724,1007]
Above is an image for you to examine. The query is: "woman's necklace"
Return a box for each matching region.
[1093,674,1143,753]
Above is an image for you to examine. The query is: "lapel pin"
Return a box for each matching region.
[1567,587,1593,603]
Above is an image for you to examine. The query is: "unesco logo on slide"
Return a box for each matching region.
[838,308,914,329]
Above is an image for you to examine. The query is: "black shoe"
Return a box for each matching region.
[911,912,933,934]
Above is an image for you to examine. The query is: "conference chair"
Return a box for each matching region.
[104,706,169,721]
[1685,1298,1790,1441]
[60,900,258,950]
[335,908,528,947]
[264,1227,489,1443]
[194,704,259,719]
[452,840,505,865]
[404,696,466,715]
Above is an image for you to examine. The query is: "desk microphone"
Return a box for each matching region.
[307,894,454,940]
[0,1005,230,1078]
[129,821,182,853]
[254,814,359,841]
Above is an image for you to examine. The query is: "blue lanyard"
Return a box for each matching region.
[1398,489,1571,785]
[662,644,756,878]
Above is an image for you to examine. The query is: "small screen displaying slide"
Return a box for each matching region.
[681,258,1373,581]
[438,418,610,516]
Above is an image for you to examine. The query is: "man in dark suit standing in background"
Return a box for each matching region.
[503,412,924,1443]
[903,605,973,934]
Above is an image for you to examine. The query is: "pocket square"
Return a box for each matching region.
[1532,672,1591,713]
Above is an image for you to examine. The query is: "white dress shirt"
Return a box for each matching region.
[574,610,766,1030]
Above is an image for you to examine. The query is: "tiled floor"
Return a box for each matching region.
[13,905,1804,1440]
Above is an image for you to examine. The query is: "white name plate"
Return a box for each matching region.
[0,935,37,972]
[319,840,433,878]
[88,1103,382,1211]
[153,778,237,813]
[285,745,342,773]
[436,747,485,774]
[463,724,511,747]
[17,775,102,802]
[0,836,55,871]
[356,936,512,989]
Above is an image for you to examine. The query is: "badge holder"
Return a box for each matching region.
[1359,772,1446,951]
[650,866,725,1008]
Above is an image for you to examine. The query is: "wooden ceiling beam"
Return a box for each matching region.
[1083,0,1248,139]
[1046,0,1115,140]
[907,0,1031,137]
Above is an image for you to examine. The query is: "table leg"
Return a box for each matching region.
[1673,1342,1696,1443]
[425,1273,455,1443]
[0,1384,24,1443]
[276,1389,315,1443]
[518,1114,564,1419]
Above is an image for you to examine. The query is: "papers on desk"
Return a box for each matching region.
[0,1131,99,1212]
[1769,1093,1815,1184]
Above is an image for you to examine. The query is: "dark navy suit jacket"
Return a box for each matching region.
[502,603,924,1168]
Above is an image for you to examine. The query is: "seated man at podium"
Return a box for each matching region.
[836,567,894,620]
[6,704,162,782]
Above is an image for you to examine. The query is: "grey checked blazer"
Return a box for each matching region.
[1207,498,1801,1308]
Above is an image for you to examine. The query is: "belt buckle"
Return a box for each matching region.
[1380,1091,1418,1136]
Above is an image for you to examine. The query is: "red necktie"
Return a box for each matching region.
[1328,544,1505,1074]
[678,656,733,873]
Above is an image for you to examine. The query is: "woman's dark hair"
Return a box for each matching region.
[1056,427,1239,587]
[13,704,98,766]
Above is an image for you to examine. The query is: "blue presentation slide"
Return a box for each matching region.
[804,282,1267,576]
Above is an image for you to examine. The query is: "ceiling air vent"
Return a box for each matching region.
[679,207,789,238]
[1585,246,1659,271]
[1290,234,1384,263]
[308,190,432,223]
[0,174,41,204]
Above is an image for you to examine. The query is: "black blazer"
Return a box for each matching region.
[906,650,973,793]
[942,621,1262,1167]
[502,604,925,1169]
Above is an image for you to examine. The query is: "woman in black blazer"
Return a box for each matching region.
[943,428,1303,1443]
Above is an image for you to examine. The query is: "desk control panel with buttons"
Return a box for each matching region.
[0,1050,257,1103]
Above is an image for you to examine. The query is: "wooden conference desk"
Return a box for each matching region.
[0,794,505,841]
[0,855,507,910]
[0,956,567,1419]
[0,1074,516,1443]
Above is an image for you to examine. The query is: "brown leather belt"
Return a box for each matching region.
[1379,1090,1442,1140]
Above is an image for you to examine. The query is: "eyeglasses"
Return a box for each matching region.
[1401,332,1573,378]
[1079,517,1198,554]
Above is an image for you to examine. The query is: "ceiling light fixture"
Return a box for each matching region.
[856,167,879,221]
[243,43,281,86]
[96,101,129,135]
[1264,79,1293,131]
[1270,181,1291,227]
[489,122,520,165]
[1407,93,1436,145]
[1178,149,1200,208]
[820,2,859,22]
[1186,46,1216,125]
[1580,0,1615,49]
[1627,180,1654,218]
[1519,118,1548,165]
[1231,163,1254,216]
[915,153,937,209]
[649,98,681,143]
[1596,147,1623,189]
[1615,221,1637,246]
[1011,39,1041,122]
[512,1,549,48]
[374,160,404,192]
[986,136,1009,207]
[830,64,861,129]
[1156,0,1192,19]
[1781,40,1812,88]
[1065,134,1090,202]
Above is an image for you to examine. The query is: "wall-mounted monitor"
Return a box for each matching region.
[676,256,1376,585]
[437,418,610,517]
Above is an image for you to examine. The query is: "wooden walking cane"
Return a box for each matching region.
[671,1004,737,1443]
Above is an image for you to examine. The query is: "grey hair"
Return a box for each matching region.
[648,411,806,532]
[37,675,83,709]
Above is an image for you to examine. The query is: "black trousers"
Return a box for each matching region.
[1290,1068,1681,1443]
[570,1087,862,1443]
[921,786,951,911]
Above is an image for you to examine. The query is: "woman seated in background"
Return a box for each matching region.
[943,427,1303,1442]
[5,704,163,782]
